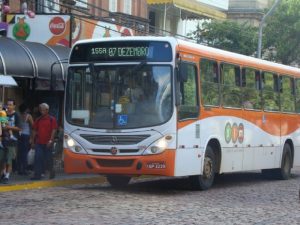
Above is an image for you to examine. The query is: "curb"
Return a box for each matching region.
[0,176,106,192]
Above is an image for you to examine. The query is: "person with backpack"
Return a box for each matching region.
[30,103,57,180]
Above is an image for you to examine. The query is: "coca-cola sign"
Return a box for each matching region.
[49,16,65,35]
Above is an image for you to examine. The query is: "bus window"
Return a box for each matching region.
[242,68,262,110]
[178,62,199,120]
[66,67,92,125]
[262,72,279,111]
[221,63,241,108]
[281,76,295,113]
[295,79,300,113]
[200,59,219,106]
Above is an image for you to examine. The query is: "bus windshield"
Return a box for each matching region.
[65,64,172,129]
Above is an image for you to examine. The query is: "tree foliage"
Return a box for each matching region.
[188,0,300,66]
[188,20,258,56]
[264,0,300,65]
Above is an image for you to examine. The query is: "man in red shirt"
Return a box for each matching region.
[31,103,57,180]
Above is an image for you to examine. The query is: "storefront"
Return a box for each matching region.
[0,37,70,124]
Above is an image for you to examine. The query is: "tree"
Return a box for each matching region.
[264,0,300,65]
[188,20,258,56]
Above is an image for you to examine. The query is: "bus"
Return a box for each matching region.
[63,36,300,190]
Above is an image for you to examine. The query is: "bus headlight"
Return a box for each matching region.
[64,134,87,154]
[143,135,173,155]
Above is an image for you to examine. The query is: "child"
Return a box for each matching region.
[0,102,17,148]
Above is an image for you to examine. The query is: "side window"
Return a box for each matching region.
[281,76,295,113]
[200,59,219,106]
[262,72,279,111]
[242,68,262,110]
[178,62,199,120]
[295,79,300,113]
[221,63,241,108]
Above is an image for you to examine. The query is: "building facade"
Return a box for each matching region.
[147,0,228,37]
[227,0,275,26]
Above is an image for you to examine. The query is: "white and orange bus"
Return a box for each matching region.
[63,36,300,190]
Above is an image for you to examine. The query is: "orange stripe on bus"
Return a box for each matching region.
[177,107,300,136]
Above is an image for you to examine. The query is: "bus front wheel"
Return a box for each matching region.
[189,146,216,190]
[106,175,131,187]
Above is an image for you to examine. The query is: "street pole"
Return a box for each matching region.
[257,0,281,59]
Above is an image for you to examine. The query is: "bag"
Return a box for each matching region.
[27,148,35,165]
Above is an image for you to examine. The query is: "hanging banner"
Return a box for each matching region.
[71,18,134,45]
[6,14,71,46]
[6,14,134,47]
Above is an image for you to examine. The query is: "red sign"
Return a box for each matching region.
[49,17,65,35]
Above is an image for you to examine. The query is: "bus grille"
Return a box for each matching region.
[80,134,150,145]
[91,149,139,153]
[96,159,134,167]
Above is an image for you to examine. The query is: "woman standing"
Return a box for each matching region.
[17,103,33,175]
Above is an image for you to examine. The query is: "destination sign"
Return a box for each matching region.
[70,41,172,63]
[90,46,149,58]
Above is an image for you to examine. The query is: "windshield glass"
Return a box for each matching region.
[66,64,172,129]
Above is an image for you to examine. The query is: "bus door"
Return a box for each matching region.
[241,68,264,170]
[175,60,201,176]
[259,72,280,169]
[220,63,244,172]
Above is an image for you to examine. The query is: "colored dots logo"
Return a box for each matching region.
[232,123,238,143]
[225,122,232,143]
[224,122,244,144]
[238,123,244,143]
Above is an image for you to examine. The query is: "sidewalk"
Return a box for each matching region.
[0,172,105,192]
[0,157,106,192]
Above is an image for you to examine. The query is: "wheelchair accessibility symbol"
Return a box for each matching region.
[117,115,128,126]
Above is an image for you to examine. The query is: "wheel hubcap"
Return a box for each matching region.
[203,157,213,179]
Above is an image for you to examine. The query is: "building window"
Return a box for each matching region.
[123,0,132,14]
[109,0,117,12]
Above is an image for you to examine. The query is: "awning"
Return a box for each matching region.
[147,0,227,20]
[0,75,18,86]
[0,37,70,80]
[0,75,18,103]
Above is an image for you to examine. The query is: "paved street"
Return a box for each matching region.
[0,167,300,225]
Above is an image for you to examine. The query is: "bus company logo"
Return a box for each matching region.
[111,136,118,144]
[49,17,65,35]
[224,122,244,144]
[110,147,118,155]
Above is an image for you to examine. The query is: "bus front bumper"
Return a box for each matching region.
[63,148,176,176]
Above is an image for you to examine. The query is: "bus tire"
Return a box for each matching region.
[275,144,292,180]
[106,175,131,187]
[261,144,292,180]
[189,145,216,190]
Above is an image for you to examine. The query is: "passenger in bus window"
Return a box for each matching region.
[125,80,144,103]
[243,91,255,109]
[243,100,254,109]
